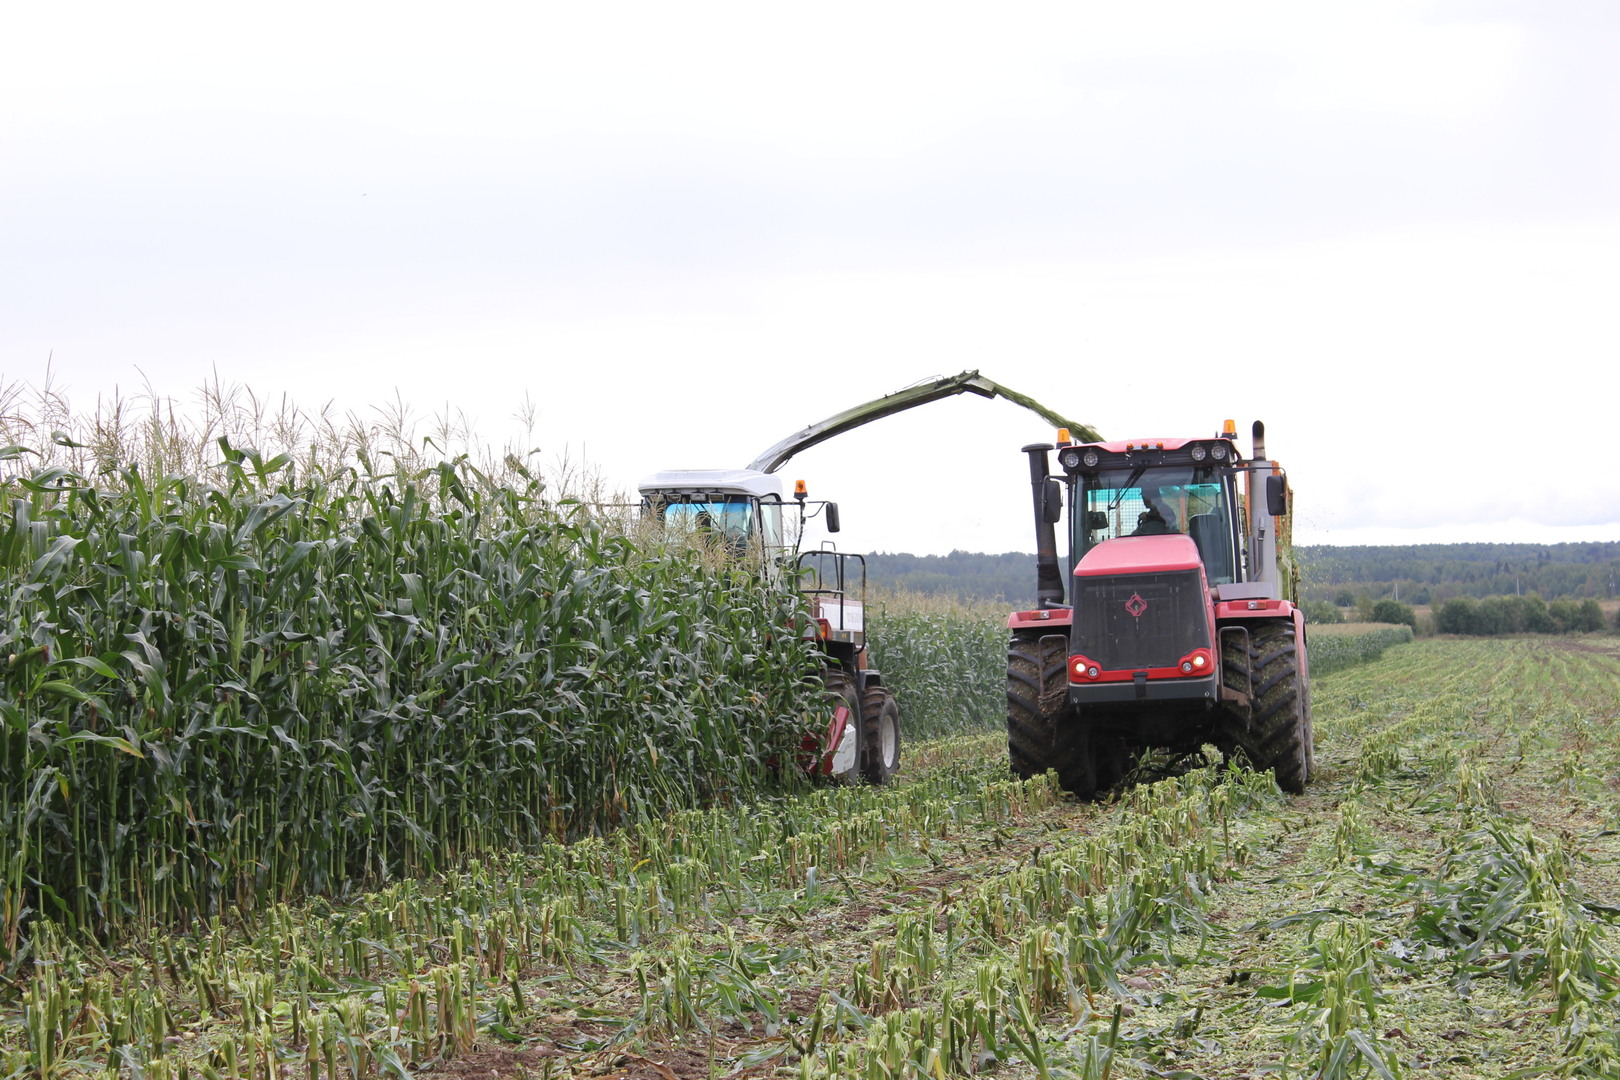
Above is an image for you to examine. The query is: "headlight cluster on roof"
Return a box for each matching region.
[1056,439,1237,473]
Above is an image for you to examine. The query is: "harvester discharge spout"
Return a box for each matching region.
[747,370,1099,475]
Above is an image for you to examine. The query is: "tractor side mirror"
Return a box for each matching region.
[825,502,841,533]
[1042,479,1063,524]
[1086,510,1109,532]
[1265,474,1288,517]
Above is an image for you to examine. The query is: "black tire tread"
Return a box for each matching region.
[1215,631,1251,755]
[1006,634,1061,779]
[1007,632,1101,798]
[1242,622,1310,794]
[859,684,901,784]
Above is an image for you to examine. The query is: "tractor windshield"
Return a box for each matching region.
[1075,466,1240,584]
[655,495,785,555]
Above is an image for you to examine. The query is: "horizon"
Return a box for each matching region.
[865,536,1620,556]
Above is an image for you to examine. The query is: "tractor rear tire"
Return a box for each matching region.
[1237,621,1311,794]
[1300,633,1317,778]
[860,685,901,784]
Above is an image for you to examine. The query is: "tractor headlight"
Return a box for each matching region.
[1190,444,1207,462]
[1059,448,1082,470]
[1210,442,1228,461]
[1082,449,1100,467]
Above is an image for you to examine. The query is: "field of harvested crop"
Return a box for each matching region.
[6,632,1620,1079]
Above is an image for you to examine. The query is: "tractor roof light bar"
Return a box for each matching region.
[1053,439,1246,475]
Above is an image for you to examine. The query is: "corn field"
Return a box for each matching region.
[865,593,1007,739]
[0,442,821,967]
[1302,621,1415,675]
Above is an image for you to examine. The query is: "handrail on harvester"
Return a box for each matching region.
[746,370,1101,474]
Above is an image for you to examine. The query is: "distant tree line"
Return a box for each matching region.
[864,551,1037,606]
[1307,592,1613,635]
[1297,542,1620,606]
[1434,595,1609,635]
[1302,598,1418,630]
[867,543,1620,610]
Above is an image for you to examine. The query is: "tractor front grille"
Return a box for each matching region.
[1072,570,1209,671]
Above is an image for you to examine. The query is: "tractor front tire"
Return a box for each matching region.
[822,669,862,783]
[860,685,901,784]
[1237,621,1311,794]
[1007,633,1062,780]
[1007,632,1101,798]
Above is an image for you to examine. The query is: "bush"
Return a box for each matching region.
[1549,598,1581,634]
[1477,595,1551,634]
[1439,594,1606,635]
[1587,599,1613,634]
[1578,599,1606,633]
[1437,596,1479,635]
[1302,600,1345,624]
[1369,598,1417,630]
[1521,594,1554,633]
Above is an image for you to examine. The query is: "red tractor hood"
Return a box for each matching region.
[1075,534,1204,577]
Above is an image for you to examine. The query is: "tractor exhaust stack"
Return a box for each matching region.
[1024,443,1065,608]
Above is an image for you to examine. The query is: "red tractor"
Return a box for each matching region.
[1007,421,1312,797]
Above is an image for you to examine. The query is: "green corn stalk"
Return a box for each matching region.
[1,447,822,958]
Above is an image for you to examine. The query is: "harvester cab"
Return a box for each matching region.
[637,467,898,785]
[636,468,839,571]
[1008,420,1312,798]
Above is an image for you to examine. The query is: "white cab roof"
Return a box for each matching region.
[637,468,784,499]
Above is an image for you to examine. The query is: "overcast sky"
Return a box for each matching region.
[4,1,1617,555]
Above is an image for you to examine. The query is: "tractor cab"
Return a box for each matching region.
[639,470,785,556]
[639,467,865,656]
[1042,425,1292,606]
